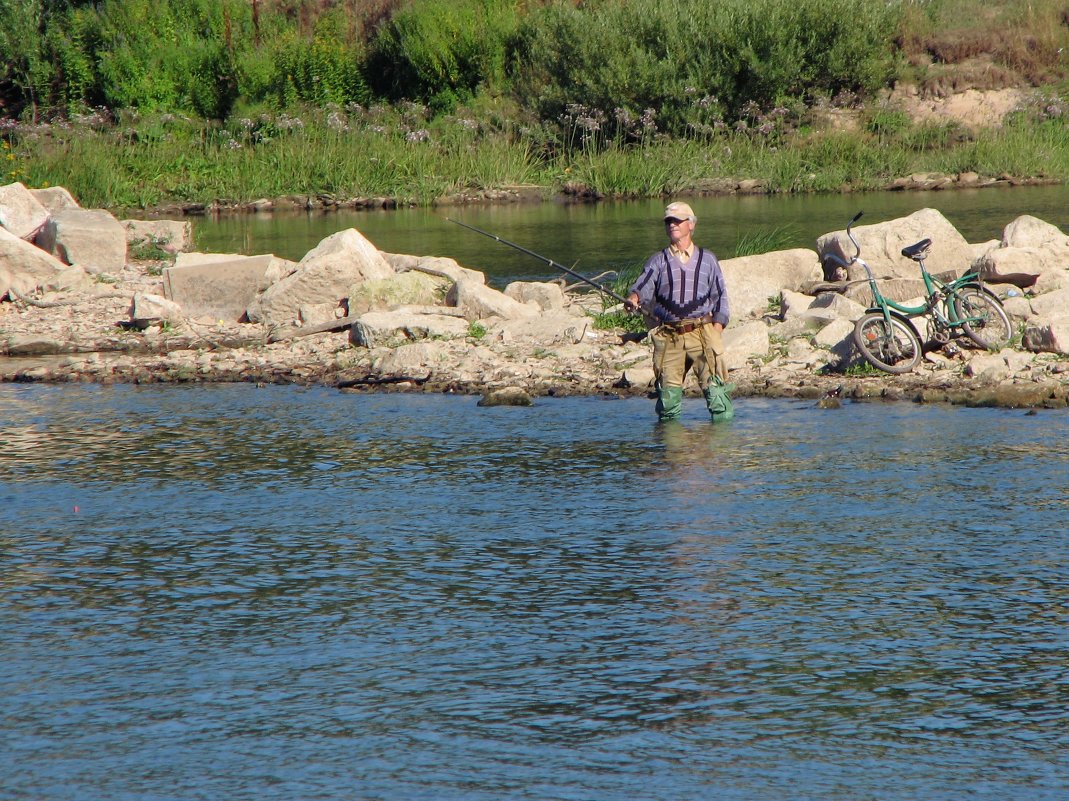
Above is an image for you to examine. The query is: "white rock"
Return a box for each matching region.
[36,208,127,273]
[0,182,50,240]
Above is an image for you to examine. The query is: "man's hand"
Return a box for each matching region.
[624,293,641,313]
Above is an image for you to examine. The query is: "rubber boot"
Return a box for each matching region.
[704,377,735,423]
[656,385,684,422]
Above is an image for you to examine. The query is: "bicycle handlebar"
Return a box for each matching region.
[821,210,866,271]
[846,210,864,262]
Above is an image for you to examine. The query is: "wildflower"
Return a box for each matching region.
[326,111,348,131]
[741,100,761,119]
[405,129,430,142]
[577,114,601,133]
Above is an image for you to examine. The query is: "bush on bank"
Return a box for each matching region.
[509,0,898,143]
[2,0,1069,209]
[2,0,903,125]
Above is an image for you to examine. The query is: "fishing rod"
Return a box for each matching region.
[444,217,644,312]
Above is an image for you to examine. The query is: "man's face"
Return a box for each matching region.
[665,217,693,244]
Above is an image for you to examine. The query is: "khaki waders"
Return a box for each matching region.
[651,321,734,423]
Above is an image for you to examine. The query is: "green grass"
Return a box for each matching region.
[734,226,800,257]
[843,361,883,376]
[8,92,1069,212]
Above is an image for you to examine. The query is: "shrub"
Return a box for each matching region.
[510,0,900,144]
[0,0,59,119]
[366,0,520,111]
[268,9,370,108]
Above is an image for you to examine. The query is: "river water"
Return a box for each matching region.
[2,383,1067,801]
[191,185,1069,286]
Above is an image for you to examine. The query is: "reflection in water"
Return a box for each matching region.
[1,385,1067,801]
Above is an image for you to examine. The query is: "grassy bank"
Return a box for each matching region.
[3,1,1069,210]
[5,93,1069,212]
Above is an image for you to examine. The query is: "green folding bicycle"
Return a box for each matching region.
[825,211,1013,374]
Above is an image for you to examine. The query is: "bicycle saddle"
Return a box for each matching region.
[901,239,932,260]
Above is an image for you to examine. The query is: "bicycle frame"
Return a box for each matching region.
[826,213,991,341]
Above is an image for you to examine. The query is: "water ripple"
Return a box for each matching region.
[2,386,1068,801]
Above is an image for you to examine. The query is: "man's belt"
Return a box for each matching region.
[661,314,716,334]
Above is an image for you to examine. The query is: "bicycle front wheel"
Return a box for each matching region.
[954,287,1012,350]
[853,312,922,374]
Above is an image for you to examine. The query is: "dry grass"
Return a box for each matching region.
[262,0,405,39]
[897,0,1069,91]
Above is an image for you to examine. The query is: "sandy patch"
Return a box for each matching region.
[889,86,1026,128]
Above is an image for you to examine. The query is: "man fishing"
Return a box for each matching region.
[625,201,734,423]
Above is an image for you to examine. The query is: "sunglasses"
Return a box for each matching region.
[664,217,689,224]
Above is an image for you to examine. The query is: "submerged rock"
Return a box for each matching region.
[477,386,534,407]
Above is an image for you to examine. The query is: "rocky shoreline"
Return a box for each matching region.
[3,265,1068,413]
[3,180,1069,412]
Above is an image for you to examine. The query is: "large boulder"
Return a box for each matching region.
[1022,316,1069,355]
[488,311,592,345]
[371,340,455,378]
[1001,215,1069,250]
[29,186,80,213]
[350,310,471,348]
[164,254,291,322]
[0,182,49,240]
[1028,287,1069,320]
[174,251,296,289]
[805,292,868,323]
[36,208,127,273]
[387,253,486,286]
[130,293,183,329]
[249,228,395,327]
[720,248,821,321]
[812,317,856,361]
[722,320,770,369]
[504,280,568,311]
[0,225,87,298]
[843,276,930,306]
[975,215,1069,294]
[816,208,972,282]
[347,271,451,314]
[446,279,540,321]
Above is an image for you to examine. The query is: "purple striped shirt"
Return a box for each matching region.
[629,247,730,325]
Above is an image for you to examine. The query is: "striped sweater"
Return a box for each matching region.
[628,247,730,326]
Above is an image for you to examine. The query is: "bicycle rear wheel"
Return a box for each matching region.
[954,287,1012,350]
[853,312,922,374]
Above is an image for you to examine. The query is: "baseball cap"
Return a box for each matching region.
[663,201,696,222]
